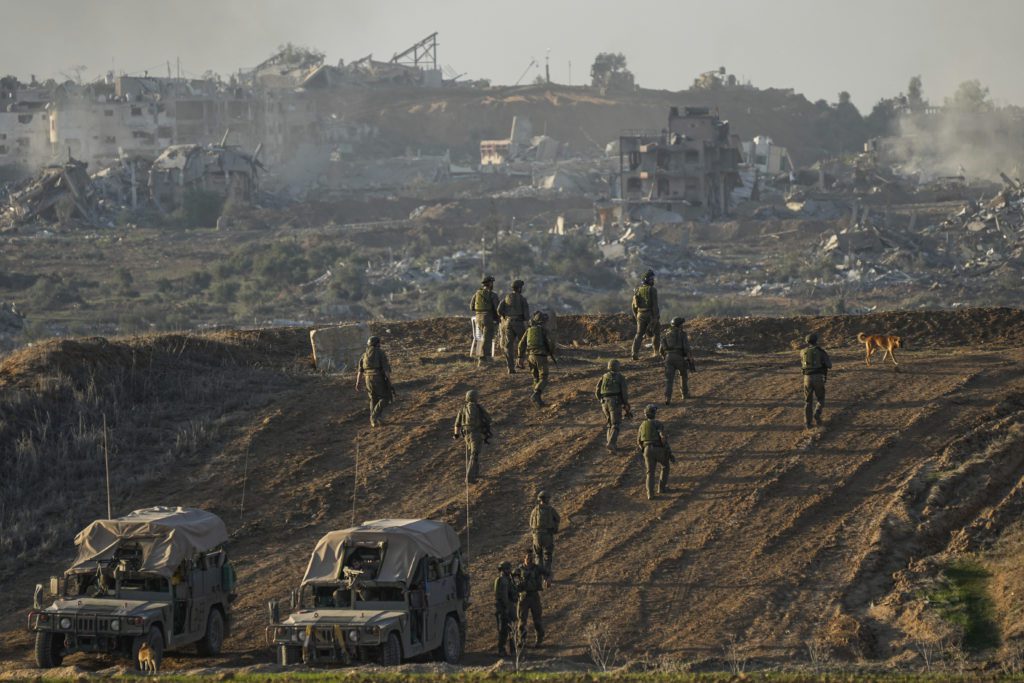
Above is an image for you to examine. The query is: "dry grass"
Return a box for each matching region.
[0,331,302,580]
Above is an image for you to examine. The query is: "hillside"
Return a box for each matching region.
[2,308,1024,672]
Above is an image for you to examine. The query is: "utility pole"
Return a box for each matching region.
[545,48,551,84]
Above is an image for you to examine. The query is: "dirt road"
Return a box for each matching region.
[2,311,1023,670]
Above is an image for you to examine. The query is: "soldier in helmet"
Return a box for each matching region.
[470,275,501,366]
[636,404,675,499]
[518,311,556,408]
[631,269,661,360]
[595,359,631,451]
[355,336,393,428]
[661,316,694,403]
[529,491,560,578]
[497,279,530,374]
[453,389,493,483]
[513,549,550,648]
[493,560,517,657]
[800,333,832,429]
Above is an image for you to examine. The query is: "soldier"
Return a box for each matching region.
[470,275,501,365]
[513,550,550,648]
[517,311,556,408]
[497,279,530,374]
[800,333,832,429]
[355,336,393,428]
[453,389,492,483]
[529,491,560,579]
[661,316,694,404]
[636,404,675,499]
[595,359,631,451]
[493,561,517,657]
[630,269,661,360]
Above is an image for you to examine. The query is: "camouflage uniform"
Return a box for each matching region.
[518,313,555,407]
[595,360,630,451]
[637,407,674,499]
[514,556,550,647]
[453,390,492,483]
[497,282,530,374]
[631,272,661,359]
[356,339,392,428]
[801,334,832,428]
[529,493,560,577]
[493,562,517,657]
[470,277,501,363]
[661,318,693,402]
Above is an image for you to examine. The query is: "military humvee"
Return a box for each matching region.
[269,519,469,666]
[27,507,236,669]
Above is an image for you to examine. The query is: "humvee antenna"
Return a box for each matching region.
[351,439,360,526]
[102,414,112,519]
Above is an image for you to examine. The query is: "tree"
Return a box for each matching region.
[946,79,990,112]
[907,75,924,110]
[590,52,628,87]
[837,91,852,105]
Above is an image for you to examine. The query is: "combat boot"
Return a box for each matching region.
[814,413,823,426]
[535,630,545,647]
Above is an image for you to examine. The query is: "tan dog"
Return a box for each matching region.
[138,641,159,674]
[857,332,902,366]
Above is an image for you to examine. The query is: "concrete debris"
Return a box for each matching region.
[481,117,565,168]
[4,158,98,225]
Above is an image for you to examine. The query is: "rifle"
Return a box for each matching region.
[382,374,397,401]
[482,423,493,444]
[623,403,633,420]
[687,358,696,372]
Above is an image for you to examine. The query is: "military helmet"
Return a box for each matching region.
[482,274,495,284]
[671,316,685,327]
[367,335,380,346]
[512,279,524,290]
[806,333,818,345]
[642,268,655,284]
[607,359,620,371]
[499,561,511,572]
[644,404,658,418]
[537,490,549,502]
[531,311,548,324]
[465,389,479,402]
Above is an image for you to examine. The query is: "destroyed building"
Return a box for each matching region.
[149,142,261,211]
[479,116,562,168]
[5,157,98,224]
[619,106,743,219]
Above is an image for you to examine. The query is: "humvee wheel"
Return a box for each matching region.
[34,631,63,668]
[439,615,463,664]
[380,631,402,666]
[278,644,301,665]
[196,608,224,656]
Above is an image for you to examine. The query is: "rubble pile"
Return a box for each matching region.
[3,159,98,227]
[935,174,1024,274]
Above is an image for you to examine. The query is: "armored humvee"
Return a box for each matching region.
[27,507,236,669]
[269,519,469,666]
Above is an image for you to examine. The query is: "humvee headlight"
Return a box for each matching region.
[109,619,120,632]
[59,617,72,630]
[127,616,144,626]
[348,629,359,642]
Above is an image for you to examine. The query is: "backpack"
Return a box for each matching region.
[526,325,547,352]
[472,288,492,312]
[600,372,622,395]
[639,419,662,446]
[634,285,652,309]
[801,346,824,373]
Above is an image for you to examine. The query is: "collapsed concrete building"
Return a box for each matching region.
[480,116,562,168]
[149,142,262,211]
[5,158,98,224]
[619,106,743,219]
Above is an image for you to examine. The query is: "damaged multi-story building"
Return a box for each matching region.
[618,106,743,219]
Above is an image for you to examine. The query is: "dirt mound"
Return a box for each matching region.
[4,307,1024,672]
[372,307,1024,355]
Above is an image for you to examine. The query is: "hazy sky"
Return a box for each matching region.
[5,0,1023,111]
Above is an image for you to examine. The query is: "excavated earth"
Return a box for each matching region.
[2,307,1024,672]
